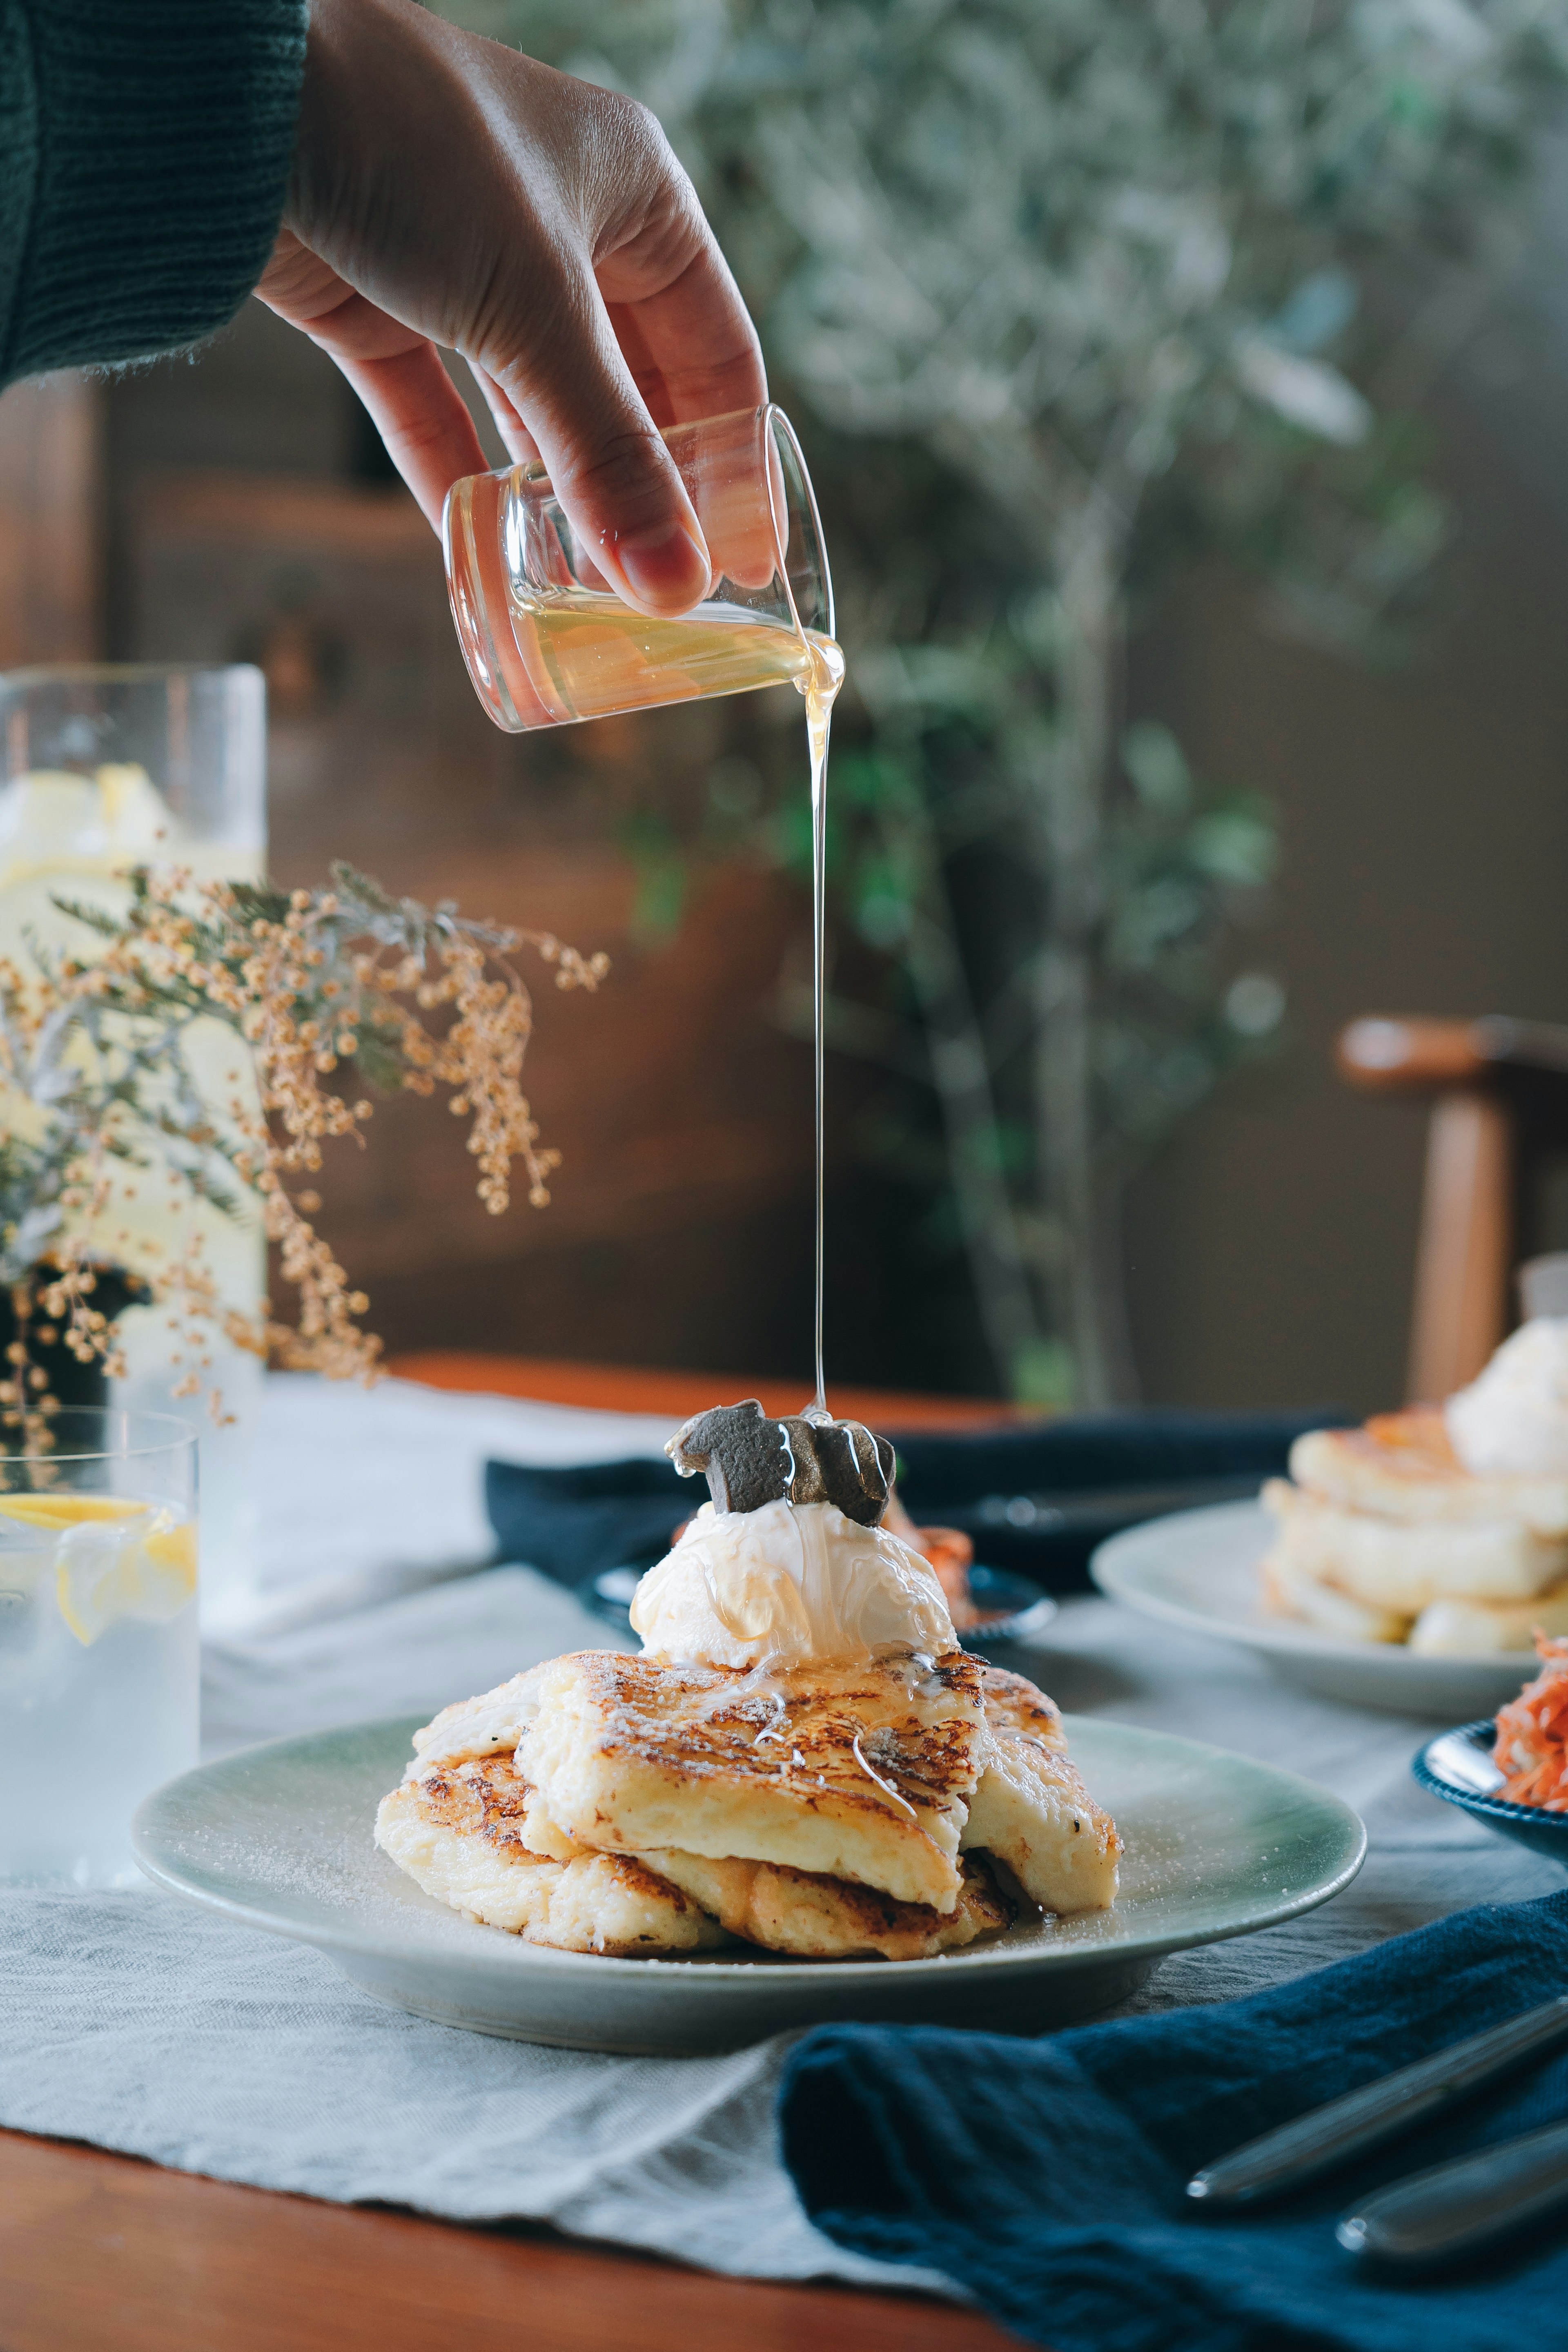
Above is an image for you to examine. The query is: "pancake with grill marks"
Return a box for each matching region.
[643,1847,1014,1960]
[960,1665,1120,1913]
[410,1665,548,1769]
[521,1649,988,1913]
[375,1752,729,1954]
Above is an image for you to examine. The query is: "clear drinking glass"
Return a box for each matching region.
[0,1409,198,1886]
[443,404,835,731]
[0,665,267,1633]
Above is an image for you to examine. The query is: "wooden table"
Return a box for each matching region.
[3,1357,1024,2352]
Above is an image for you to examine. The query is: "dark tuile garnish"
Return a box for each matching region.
[666,1398,895,1525]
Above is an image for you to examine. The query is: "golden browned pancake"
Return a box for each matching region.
[380,1650,1121,1955]
[410,1666,549,1770]
[977,1662,1067,1748]
[1289,1413,1568,1536]
[1405,1587,1568,1655]
[1259,1543,1411,1644]
[961,1665,1120,1911]
[374,1752,729,1955]
[1263,1475,1568,1610]
[521,1649,989,1913]
[645,1847,1014,1960]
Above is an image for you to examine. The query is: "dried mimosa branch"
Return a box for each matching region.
[0,865,607,1437]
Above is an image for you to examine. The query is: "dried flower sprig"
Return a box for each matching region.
[0,863,606,1439]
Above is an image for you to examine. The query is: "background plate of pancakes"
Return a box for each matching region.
[1093,1500,1539,1718]
[132,1711,1364,2053]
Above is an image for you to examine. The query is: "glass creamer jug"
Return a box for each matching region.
[443,404,834,731]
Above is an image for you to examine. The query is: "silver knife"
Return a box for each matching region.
[1185,1993,1568,2208]
[1337,2116,1568,2268]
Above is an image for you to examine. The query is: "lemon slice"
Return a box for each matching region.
[143,1519,198,1593]
[56,1536,144,1645]
[0,1495,148,1531]
[54,1512,197,1646]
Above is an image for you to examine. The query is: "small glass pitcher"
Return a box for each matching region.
[0,1408,198,1886]
[443,404,834,731]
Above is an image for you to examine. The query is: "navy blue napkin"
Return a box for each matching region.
[485,1455,689,1589]
[485,1405,1343,1595]
[780,1889,1568,2352]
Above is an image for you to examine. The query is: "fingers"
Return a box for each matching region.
[466,363,540,469]
[487,267,713,618]
[606,279,776,595]
[335,346,489,528]
[593,142,774,592]
[601,238,768,432]
[258,232,486,528]
[274,10,775,611]
[480,170,770,608]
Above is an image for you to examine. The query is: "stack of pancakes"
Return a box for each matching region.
[376,1648,1120,1960]
[1262,1409,1568,1654]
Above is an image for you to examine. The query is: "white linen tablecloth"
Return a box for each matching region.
[1,1374,1559,2294]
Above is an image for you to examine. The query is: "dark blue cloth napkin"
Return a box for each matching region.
[484,1454,688,1589]
[780,1889,1568,2352]
[485,1405,1344,1594]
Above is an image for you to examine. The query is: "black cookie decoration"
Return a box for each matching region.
[785,1417,896,1523]
[667,1399,784,1513]
[666,1399,895,1526]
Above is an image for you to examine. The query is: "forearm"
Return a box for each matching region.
[0,0,307,388]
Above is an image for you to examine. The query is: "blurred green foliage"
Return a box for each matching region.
[440,0,1568,1401]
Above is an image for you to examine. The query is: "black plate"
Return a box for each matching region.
[1413,1721,1568,1865]
[953,1563,1057,1650]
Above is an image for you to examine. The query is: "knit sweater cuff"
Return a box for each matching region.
[0,0,308,386]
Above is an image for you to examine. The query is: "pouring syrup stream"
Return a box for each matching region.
[797,632,846,1427]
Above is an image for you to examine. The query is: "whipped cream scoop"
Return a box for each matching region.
[1446,1318,1568,1476]
[630,1498,955,1671]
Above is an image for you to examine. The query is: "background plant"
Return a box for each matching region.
[448,0,1568,1403]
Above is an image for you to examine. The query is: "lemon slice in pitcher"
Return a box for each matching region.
[0,1494,147,1531]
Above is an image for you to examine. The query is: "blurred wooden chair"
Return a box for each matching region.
[1338,1017,1568,1402]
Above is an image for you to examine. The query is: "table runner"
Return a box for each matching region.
[2,1375,1560,2296]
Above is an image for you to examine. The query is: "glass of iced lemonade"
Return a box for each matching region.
[0,1410,198,1886]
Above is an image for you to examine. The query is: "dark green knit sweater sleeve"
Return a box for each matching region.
[0,0,308,388]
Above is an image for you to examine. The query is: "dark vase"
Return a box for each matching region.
[0,1265,151,1418]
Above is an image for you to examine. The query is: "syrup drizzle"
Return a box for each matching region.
[778,1419,799,1504]
[798,636,845,1428]
[851,1730,918,1820]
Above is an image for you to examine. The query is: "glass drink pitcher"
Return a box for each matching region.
[0,665,267,1633]
[443,404,835,731]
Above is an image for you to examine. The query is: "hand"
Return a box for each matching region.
[256,0,767,615]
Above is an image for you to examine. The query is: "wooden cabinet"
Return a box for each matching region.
[0,374,101,665]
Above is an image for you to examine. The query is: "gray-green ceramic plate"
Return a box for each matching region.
[134,1714,1365,2054]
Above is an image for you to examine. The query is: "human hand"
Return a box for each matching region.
[256,0,767,615]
